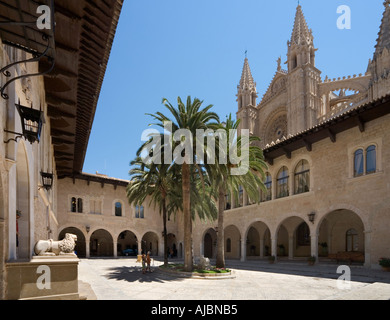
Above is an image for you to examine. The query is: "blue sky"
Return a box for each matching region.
[83,0,385,180]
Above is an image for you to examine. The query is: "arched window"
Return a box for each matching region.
[366,145,376,174]
[276,166,289,198]
[115,202,122,217]
[297,222,310,246]
[71,197,77,212]
[140,205,144,219]
[346,228,359,252]
[238,186,243,207]
[354,149,364,177]
[135,205,140,218]
[225,193,231,210]
[294,160,310,194]
[77,198,83,213]
[261,173,272,202]
[226,238,232,253]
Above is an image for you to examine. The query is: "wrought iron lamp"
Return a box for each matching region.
[308,212,316,224]
[40,171,53,191]
[4,102,44,144]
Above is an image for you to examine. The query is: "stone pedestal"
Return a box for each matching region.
[6,256,80,300]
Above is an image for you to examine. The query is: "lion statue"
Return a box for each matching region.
[34,233,78,256]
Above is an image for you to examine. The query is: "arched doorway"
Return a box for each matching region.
[224,225,241,260]
[245,221,271,259]
[16,142,30,260]
[277,216,311,259]
[203,228,217,259]
[117,230,138,256]
[59,227,86,257]
[318,209,365,263]
[90,229,113,257]
[142,232,159,256]
[167,233,177,258]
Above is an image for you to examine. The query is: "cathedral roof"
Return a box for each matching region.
[239,58,256,90]
[290,5,313,46]
[374,0,390,58]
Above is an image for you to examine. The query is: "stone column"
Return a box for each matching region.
[85,240,90,258]
[137,240,142,255]
[259,239,264,258]
[271,237,277,261]
[364,230,371,268]
[113,239,117,258]
[311,233,318,262]
[240,238,246,262]
[288,236,294,260]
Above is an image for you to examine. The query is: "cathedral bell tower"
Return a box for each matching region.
[236,57,258,134]
[368,0,390,100]
[287,4,321,135]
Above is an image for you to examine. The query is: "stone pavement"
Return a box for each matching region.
[77,257,390,300]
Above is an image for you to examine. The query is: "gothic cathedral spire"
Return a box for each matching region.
[287,4,321,135]
[236,57,258,134]
[368,0,390,100]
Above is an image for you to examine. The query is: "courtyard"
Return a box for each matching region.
[78,258,390,300]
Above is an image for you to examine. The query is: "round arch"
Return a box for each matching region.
[243,221,271,259]
[90,229,114,257]
[276,215,312,259]
[141,231,159,256]
[317,208,366,263]
[224,225,241,260]
[117,230,138,256]
[202,228,217,259]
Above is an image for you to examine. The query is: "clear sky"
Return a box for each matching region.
[82,0,385,180]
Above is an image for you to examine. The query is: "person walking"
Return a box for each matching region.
[141,252,146,274]
[146,251,152,273]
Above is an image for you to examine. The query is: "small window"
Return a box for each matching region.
[77,198,83,213]
[354,149,364,177]
[115,202,122,217]
[71,197,77,212]
[140,205,144,219]
[277,166,289,198]
[135,205,140,218]
[366,145,376,174]
[294,160,310,194]
[226,238,232,253]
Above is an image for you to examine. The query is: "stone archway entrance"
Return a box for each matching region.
[90,229,113,257]
[318,209,365,264]
[142,232,159,256]
[117,230,138,256]
[203,228,217,259]
[245,221,271,259]
[224,225,241,260]
[277,216,311,259]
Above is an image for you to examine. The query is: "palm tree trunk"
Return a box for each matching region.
[216,185,226,268]
[182,162,193,272]
[162,197,168,267]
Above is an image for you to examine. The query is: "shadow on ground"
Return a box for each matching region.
[222,259,390,284]
[104,265,186,283]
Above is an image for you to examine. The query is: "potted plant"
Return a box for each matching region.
[319,242,328,257]
[278,244,285,256]
[268,255,276,264]
[379,258,390,272]
[308,255,316,266]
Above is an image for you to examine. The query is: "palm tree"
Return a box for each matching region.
[212,114,268,268]
[127,155,179,267]
[147,96,219,271]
